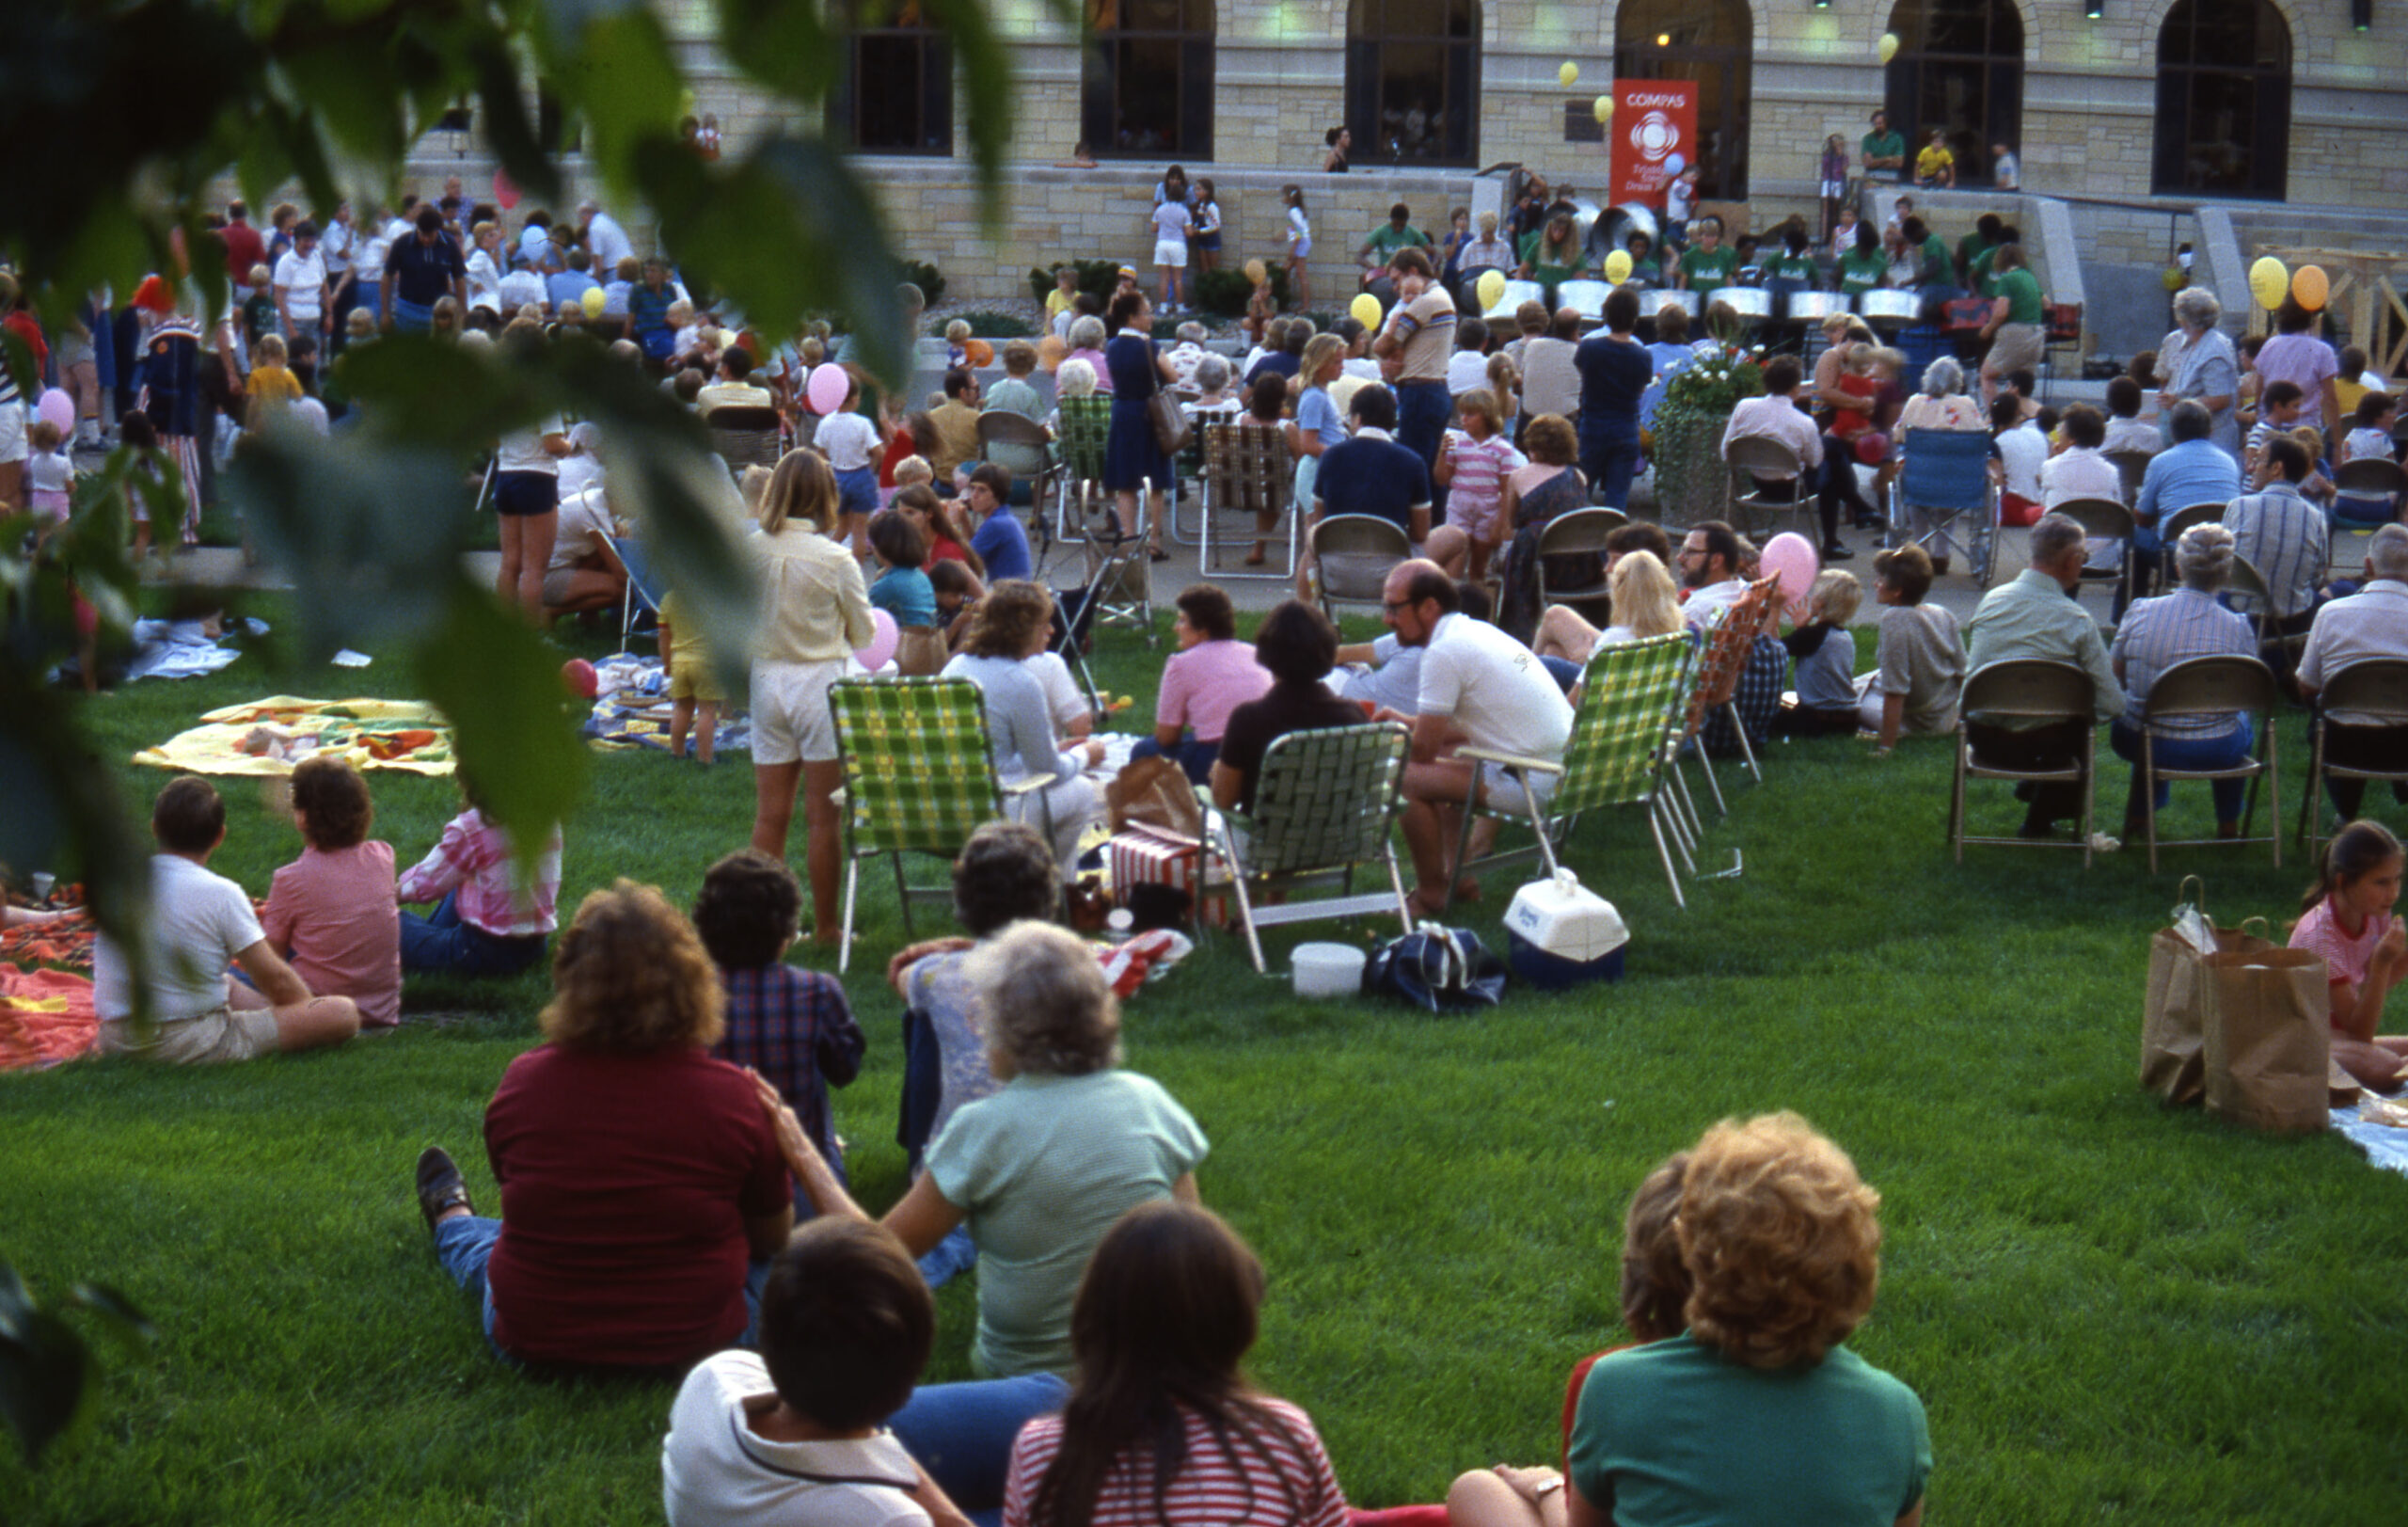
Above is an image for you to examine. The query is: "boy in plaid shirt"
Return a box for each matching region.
[693,851,864,1203]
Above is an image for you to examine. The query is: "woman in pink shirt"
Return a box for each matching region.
[262,757,402,1026]
[1132,584,1272,786]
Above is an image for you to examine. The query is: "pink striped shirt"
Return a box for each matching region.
[1005,1399,1349,1527]
[396,808,562,939]
[1442,432,1516,540]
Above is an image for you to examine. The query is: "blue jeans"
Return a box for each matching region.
[1128,734,1220,787]
[890,1372,1071,1526]
[1393,380,1451,473]
[390,296,435,333]
[400,891,548,977]
[2111,718,2254,826]
[1580,422,1641,512]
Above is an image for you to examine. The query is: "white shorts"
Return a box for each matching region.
[0,402,24,466]
[750,658,850,766]
[1291,236,1313,261]
[1481,759,1560,817]
[98,1005,280,1064]
[1154,238,1189,269]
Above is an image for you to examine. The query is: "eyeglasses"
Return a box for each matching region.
[1381,598,1418,613]
[1677,546,1707,559]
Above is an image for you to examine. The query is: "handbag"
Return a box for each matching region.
[1149,387,1192,456]
[1363,926,1508,1013]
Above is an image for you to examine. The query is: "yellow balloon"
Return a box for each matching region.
[1477,270,1508,310]
[1244,258,1267,285]
[1351,292,1384,328]
[1604,249,1634,284]
[2249,255,2289,312]
[2292,263,2329,311]
[1877,32,1899,64]
[1560,60,1579,88]
[1592,94,1613,124]
[579,286,606,318]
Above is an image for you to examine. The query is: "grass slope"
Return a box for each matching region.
[6,594,2406,1525]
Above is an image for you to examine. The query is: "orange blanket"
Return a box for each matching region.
[0,968,98,1070]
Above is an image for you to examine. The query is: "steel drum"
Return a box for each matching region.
[1859,289,1921,326]
[1787,290,1851,325]
[1483,278,1546,322]
[1652,288,1702,320]
[1706,287,1772,320]
[1558,279,1610,323]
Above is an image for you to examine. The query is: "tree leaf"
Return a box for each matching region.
[471,41,563,206]
[411,582,591,878]
[716,0,838,102]
[549,8,681,195]
[0,1306,93,1466]
[68,1285,157,1358]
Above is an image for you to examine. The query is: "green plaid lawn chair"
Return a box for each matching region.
[1453,632,1698,910]
[1204,723,1414,972]
[829,677,1050,973]
[1051,394,1114,549]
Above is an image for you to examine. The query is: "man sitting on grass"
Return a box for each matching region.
[94,775,360,1063]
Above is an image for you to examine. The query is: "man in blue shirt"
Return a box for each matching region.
[2135,400,2242,555]
[381,205,466,333]
[964,464,1031,583]
[546,249,601,313]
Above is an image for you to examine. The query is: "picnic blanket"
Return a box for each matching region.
[0,968,98,1070]
[2332,1104,2408,1177]
[59,615,269,686]
[0,907,96,971]
[583,655,755,755]
[133,696,455,776]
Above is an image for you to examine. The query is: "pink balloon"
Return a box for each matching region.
[492,170,520,211]
[855,607,900,672]
[1758,533,1821,621]
[807,362,851,417]
[37,389,73,437]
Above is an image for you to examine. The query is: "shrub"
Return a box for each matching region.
[1027,259,1124,309]
[901,259,946,308]
[1193,266,1291,318]
[1652,342,1766,527]
[928,310,1036,339]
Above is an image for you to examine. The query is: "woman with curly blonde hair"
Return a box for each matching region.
[1565,1113,1931,1527]
[411,881,794,1376]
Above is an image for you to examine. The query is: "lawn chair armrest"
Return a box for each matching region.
[1001,775,1053,800]
[1453,746,1566,778]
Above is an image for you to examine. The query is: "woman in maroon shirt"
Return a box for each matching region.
[412,881,792,1375]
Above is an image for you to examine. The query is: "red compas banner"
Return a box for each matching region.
[1608,80,1697,205]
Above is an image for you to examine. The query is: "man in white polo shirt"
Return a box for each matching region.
[2297,523,2408,819]
[1381,560,1574,915]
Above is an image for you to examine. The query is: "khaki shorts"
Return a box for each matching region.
[1481,759,1560,817]
[1986,322,2045,376]
[669,660,725,706]
[98,1005,280,1064]
[750,658,849,765]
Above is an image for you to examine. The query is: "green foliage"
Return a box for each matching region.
[930,310,1037,339]
[1028,258,1125,309]
[1652,344,1766,528]
[901,259,948,309]
[1194,265,1291,318]
[0,1267,151,1468]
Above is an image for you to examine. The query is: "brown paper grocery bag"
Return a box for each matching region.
[2141,918,2275,1107]
[2202,947,2333,1134]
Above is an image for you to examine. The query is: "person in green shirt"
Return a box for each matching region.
[1358,202,1430,270]
[1978,242,2048,405]
[1899,216,1951,290]
[1955,213,2002,286]
[1837,223,1889,296]
[1965,223,2018,296]
[1675,216,1740,291]
[1520,211,1589,301]
[1764,226,1819,285]
[1860,108,1907,181]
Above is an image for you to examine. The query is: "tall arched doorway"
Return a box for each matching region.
[1344,0,1481,167]
[1882,0,2023,184]
[1613,0,1751,201]
[2154,0,2290,199]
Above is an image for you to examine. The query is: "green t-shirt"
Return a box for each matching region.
[1919,233,1952,285]
[1838,247,1889,295]
[1968,245,2002,295]
[1994,265,2045,325]
[1766,252,1818,282]
[1861,129,1906,169]
[1570,1337,1933,1527]
[1679,245,1740,288]
[1367,223,1431,261]
[1956,232,1992,278]
[926,1069,1209,1376]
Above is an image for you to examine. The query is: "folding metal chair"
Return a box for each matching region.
[2051,496,2135,624]
[2133,654,2281,873]
[1891,427,1999,584]
[976,410,1056,513]
[1200,422,1296,578]
[2226,556,2311,676]
[2330,458,2405,577]
[610,533,668,652]
[1949,659,2099,867]
[704,406,784,474]
[2105,449,2153,507]
[1723,437,1814,544]
[2298,659,2408,854]
[1310,514,1412,622]
[1451,632,1698,910]
[2156,501,2227,584]
[827,677,1052,973]
[1205,723,1415,972]
[1536,507,1626,626]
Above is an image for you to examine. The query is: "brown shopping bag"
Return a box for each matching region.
[2141,878,2270,1106]
[2202,946,2333,1135]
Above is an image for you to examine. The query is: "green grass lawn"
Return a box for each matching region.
[6,591,2407,1525]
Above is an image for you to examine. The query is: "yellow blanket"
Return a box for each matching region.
[133,696,456,777]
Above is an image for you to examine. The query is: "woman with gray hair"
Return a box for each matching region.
[2157,287,2239,458]
[2107,521,2258,838]
[761,919,1209,1377]
[1890,356,1987,570]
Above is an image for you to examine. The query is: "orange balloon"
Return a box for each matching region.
[1038,335,1067,372]
[966,338,995,367]
[2291,263,2329,312]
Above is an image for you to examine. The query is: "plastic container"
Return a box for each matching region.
[1507,932,1626,991]
[1291,942,1367,998]
[1503,870,1629,991]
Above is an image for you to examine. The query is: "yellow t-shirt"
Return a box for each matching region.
[1916,144,1954,180]
[246,363,303,407]
[1045,289,1076,321]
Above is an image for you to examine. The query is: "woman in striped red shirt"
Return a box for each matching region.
[1004,1201,1351,1527]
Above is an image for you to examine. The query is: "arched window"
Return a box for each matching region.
[1612,0,1753,201]
[832,2,953,155]
[1345,0,1480,167]
[1882,0,2023,184]
[2155,0,2290,199]
[1084,0,1214,158]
